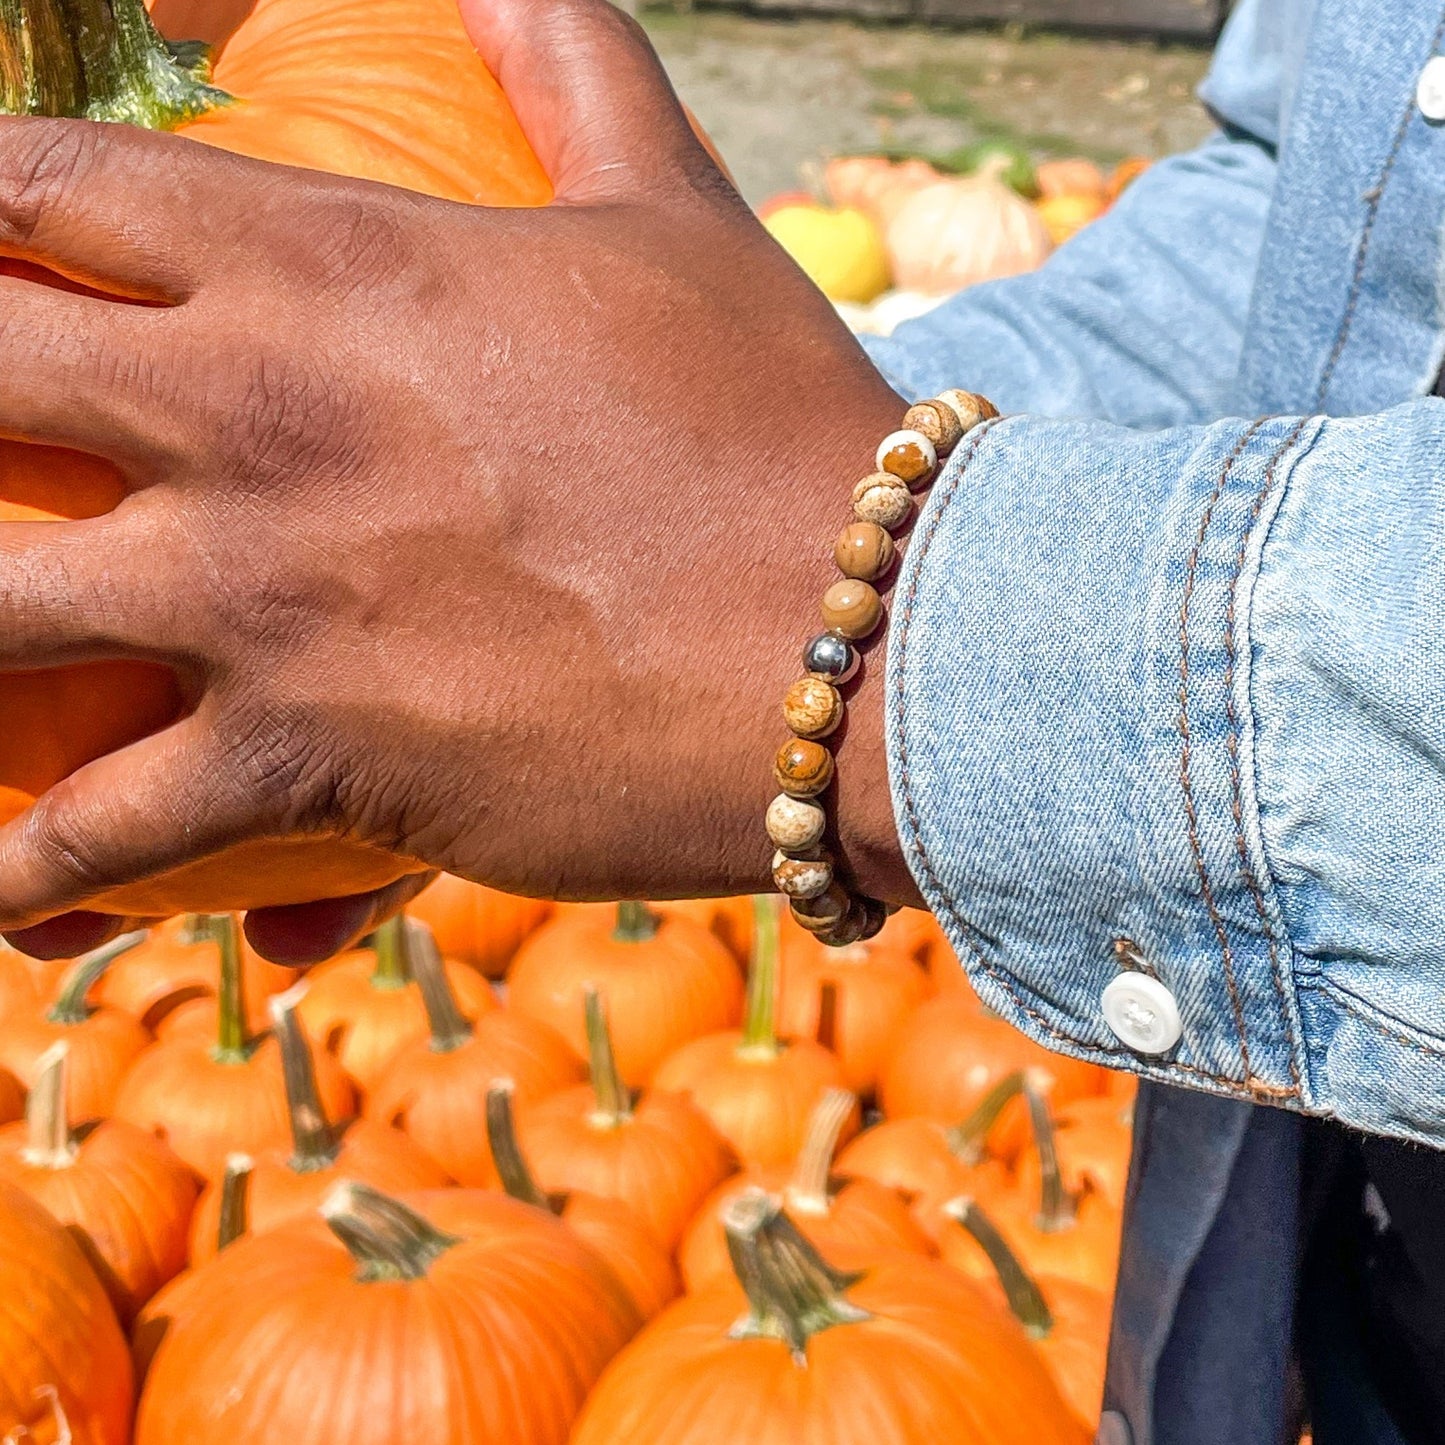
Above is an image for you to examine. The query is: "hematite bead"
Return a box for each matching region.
[774,737,835,798]
[803,633,859,685]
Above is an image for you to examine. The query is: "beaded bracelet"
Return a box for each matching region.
[765,387,999,948]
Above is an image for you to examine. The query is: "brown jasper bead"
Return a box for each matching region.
[851,473,912,531]
[817,900,871,948]
[821,579,883,640]
[903,401,964,455]
[774,737,835,798]
[766,794,826,850]
[936,389,1000,433]
[783,676,843,740]
[772,847,834,900]
[790,883,852,933]
[833,521,895,582]
[877,431,937,489]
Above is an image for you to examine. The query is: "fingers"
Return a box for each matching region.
[458,0,704,201]
[0,118,215,297]
[2,911,153,960]
[0,708,308,930]
[0,515,186,669]
[0,277,197,465]
[243,871,437,968]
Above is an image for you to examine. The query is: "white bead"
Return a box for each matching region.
[765,794,826,851]
[1101,972,1182,1056]
[875,429,938,475]
[1419,56,1445,121]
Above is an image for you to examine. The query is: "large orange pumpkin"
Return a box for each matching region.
[571,1190,1087,1445]
[0,0,549,916]
[135,1183,641,1445]
[0,1175,135,1445]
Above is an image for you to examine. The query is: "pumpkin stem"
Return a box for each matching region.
[485,1081,555,1213]
[368,915,411,990]
[0,0,231,128]
[1024,1071,1077,1232]
[583,986,633,1126]
[48,930,147,1025]
[740,895,782,1058]
[612,900,661,944]
[217,1154,253,1253]
[22,1042,75,1168]
[723,1190,870,1360]
[409,920,473,1053]
[815,979,839,1054]
[942,1196,1054,1338]
[178,914,207,945]
[322,1181,461,1282]
[784,1087,855,1217]
[209,915,252,1065]
[269,983,339,1172]
[944,1070,1027,1164]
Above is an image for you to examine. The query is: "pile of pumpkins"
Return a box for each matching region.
[763,149,1150,334]
[0,884,1135,1444]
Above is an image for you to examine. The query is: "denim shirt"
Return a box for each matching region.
[865,3,1445,1440]
[869,0,1445,1146]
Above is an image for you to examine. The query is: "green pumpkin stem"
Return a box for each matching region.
[0,0,231,127]
[1024,1072,1077,1232]
[409,921,473,1054]
[485,1082,555,1212]
[217,1154,253,1253]
[22,1042,74,1168]
[943,1196,1054,1337]
[583,986,633,1126]
[740,895,783,1058]
[785,1087,855,1216]
[944,1070,1027,1164]
[178,914,207,946]
[612,901,661,944]
[723,1190,870,1360]
[369,915,411,990]
[48,930,147,1026]
[209,915,252,1065]
[322,1181,461,1282]
[269,984,339,1172]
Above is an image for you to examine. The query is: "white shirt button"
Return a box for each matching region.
[1102,972,1182,1055]
[1419,57,1445,121]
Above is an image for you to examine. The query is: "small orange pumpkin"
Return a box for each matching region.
[652,898,856,1170]
[509,902,744,1087]
[1035,158,1108,200]
[515,989,735,1251]
[408,874,553,979]
[0,1041,199,1326]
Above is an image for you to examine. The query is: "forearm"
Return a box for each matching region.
[890,397,1445,1142]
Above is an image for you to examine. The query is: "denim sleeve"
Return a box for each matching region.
[891,401,1445,1143]
[865,0,1288,429]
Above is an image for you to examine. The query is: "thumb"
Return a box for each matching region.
[459,0,706,201]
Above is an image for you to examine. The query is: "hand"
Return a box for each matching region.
[0,0,920,962]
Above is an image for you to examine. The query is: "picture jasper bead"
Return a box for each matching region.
[903,400,963,455]
[876,429,938,489]
[774,737,835,798]
[772,848,834,900]
[817,900,871,948]
[936,389,999,434]
[790,882,852,933]
[765,794,827,850]
[821,578,883,640]
[802,633,859,686]
[851,473,912,531]
[783,676,843,740]
[833,521,895,582]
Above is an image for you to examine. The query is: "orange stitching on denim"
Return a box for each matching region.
[1314,6,1445,408]
[892,417,1261,1096]
[1179,421,1266,1082]
[1223,417,1313,1094]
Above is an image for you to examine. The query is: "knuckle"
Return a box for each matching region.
[0,121,98,247]
[225,705,337,832]
[298,195,421,302]
[21,787,110,895]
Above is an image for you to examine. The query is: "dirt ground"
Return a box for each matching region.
[642,7,1214,204]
